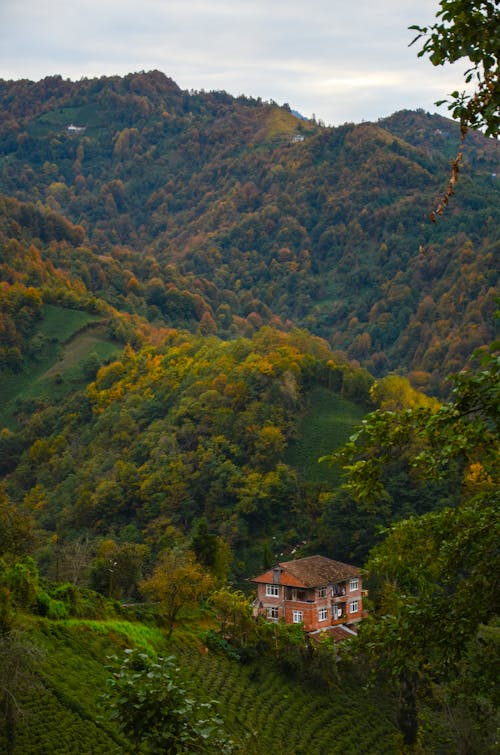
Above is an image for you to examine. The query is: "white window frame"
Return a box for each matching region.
[292,610,303,624]
[318,586,326,598]
[266,584,280,597]
[349,600,359,614]
[267,606,279,620]
[349,578,359,591]
[318,607,328,622]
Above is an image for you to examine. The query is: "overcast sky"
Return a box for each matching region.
[0,0,467,126]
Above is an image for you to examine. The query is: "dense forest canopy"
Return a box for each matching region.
[0,72,498,392]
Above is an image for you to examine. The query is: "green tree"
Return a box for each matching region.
[90,538,150,599]
[330,348,499,744]
[103,649,233,753]
[410,0,499,137]
[410,1,499,220]
[0,488,35,560]
[208,587,255,646]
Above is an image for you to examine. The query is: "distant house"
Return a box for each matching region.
[67,123,86,134]
[251,555,367,639]
[291,134,305,143]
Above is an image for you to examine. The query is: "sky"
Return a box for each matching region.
[0,0,467,126]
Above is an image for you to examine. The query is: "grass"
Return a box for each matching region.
[285,386,366,484]
[29,105,113,137]
[263,108,303,139]
[0,305,121,429]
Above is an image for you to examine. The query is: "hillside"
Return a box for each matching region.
[0,72,498,392]
[0,69,497,754]
[1,609,400,754]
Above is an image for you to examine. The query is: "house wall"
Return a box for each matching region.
[255,578,365,632]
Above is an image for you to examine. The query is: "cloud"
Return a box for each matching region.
[0,0,468,124]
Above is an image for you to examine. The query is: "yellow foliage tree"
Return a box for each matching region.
[140,549,213,636]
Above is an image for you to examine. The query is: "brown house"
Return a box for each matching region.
[251,555,367,637]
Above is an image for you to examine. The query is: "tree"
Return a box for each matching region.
[0,488,35,560]
[208,587,256,646]
[0,557,42,754]
[329,347,499,744]
[103,649,233,753]
[410,0,499,219]
[90,538,150,599]
[191,518,232,585]
[410,0,499,138]
[140,549,213,636]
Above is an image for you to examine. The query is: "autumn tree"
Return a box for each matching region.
[140,549,213,636]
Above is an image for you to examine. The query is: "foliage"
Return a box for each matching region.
[89,538,150,600]
[332,347,499,743]
[179,638,399,754]
[140,548,214,636]
[207,587,256,647]
[1,326,384,576]
[103,649,234,753]
[410,0,499,137]
[0,629,43,755]
[0,76,497,388]
[0,487,35,558]
[325,348,498,504]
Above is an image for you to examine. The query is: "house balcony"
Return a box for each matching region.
[284,588,314,603]
[331,616,346,626]
[332,594,346,604]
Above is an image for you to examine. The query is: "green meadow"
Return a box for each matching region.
[0,305,121,429]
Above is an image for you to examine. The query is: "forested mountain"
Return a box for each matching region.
[0,71,498,392]
[0,68,498,753]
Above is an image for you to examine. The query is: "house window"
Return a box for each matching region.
[335,607,343,619]
[349,578,359,591]
[349,600,359,614]
[267,606,279,621]
[318,607,328,622]
[266,584,280,597]
[292,610,303,624]
[318,586,326,598]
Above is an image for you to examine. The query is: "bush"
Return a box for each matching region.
[35,591,69,620]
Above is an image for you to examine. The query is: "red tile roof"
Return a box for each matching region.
[252,555,360,588]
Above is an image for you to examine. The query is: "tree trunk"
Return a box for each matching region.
[397,669,418,746]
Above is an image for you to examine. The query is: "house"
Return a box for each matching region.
[67,124,86,134]
[251,555,367,637]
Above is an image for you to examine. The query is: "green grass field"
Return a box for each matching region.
[29,105,113,137]
[285,386,366,484]
[0,305,121,428]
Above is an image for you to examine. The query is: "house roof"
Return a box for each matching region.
[252,555,360,588]
[310,625,358,642]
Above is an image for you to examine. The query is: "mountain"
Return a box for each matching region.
[0,71,498,394]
